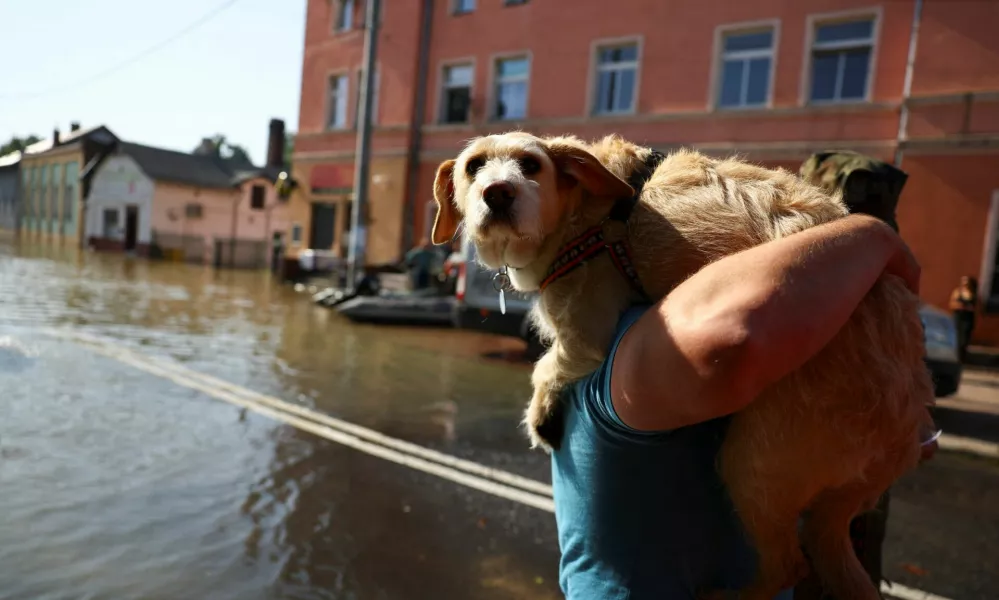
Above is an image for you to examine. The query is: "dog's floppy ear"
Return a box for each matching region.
[545,142,634,199]
[432,159,460,245]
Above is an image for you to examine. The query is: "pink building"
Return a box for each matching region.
[86,120,292,269]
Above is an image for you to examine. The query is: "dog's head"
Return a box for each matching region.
[430,132,634,283]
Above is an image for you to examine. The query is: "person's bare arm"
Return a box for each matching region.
[611,214,920,432]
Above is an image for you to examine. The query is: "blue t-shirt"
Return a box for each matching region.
[551,306,793,600]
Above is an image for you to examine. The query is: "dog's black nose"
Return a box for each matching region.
[483,181,516,212]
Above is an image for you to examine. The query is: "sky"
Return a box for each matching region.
[0,0,307,164]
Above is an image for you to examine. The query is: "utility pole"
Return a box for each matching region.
[346,0,382,292]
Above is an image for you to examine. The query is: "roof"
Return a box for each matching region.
[119,141,282,189]
[0,151,22,168]
[21,124,119,158]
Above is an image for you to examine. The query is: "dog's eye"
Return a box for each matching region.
[465,157,485,177]
[519,156,541,176]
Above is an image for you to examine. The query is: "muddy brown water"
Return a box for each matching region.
[0,239,560,600]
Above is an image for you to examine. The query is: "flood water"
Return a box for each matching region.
[0,238,560,600]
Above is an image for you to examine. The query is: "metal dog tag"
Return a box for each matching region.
[493,267,510,315]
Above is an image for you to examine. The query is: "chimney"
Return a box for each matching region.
[53,128,60,145]
[70,122,80,132]
[266,118,286,168]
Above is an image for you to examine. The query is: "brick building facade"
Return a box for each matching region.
[290,0,999,343]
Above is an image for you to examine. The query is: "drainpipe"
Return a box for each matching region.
[402,0,434,256]
[894,0,924,168]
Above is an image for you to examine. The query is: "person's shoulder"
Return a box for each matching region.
[567,304,660,442]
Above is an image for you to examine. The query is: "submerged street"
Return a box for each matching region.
[1,238,998,600]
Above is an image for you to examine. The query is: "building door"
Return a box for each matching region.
[310,202,337,250]
[124,205,138,251]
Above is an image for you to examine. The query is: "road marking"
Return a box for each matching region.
[937,433,999,459]
[50,329,553,498]
[881,581,953,600]
[58,333,555,513]
[50,330,956,600]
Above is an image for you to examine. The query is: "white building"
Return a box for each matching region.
[84,152,154,254]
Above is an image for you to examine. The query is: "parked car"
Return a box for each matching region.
[919,302,962,397]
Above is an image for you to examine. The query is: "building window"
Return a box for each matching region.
[185,203,203,219]
[505,0,528,5]
[38,164,49,222]
[250,185,266,210]
[440,63,473,124]
[63,162,78,224]
[808,18,875,103]
[354,68,380,128]
[493,56,529,121]
[327,74,349,130]
[593,43,639,115]
[21,168,32,221]
[454,0,475,14]
[718,28,775,109]
[50,163,63,223]
[102,208,120,238]
[334,0,354,32]
[291,223,303,245]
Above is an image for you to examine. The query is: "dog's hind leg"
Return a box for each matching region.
[800,482,887,600]
[729,503,805,600]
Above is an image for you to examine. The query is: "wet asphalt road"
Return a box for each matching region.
[1,238,998,599]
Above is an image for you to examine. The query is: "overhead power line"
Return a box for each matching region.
[0,0,242,101]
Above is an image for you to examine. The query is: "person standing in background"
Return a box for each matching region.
[949,275,979,361]
[404,237,439,291]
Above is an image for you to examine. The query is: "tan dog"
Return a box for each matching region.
[431,132,935,600]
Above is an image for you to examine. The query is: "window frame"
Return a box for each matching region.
[38,164,49,223]
[589,37,643,117]
[62,161,77,224]
[437,59,476,125]
[102,208,120,238]
[452,0,475,15]
[333,0,355,33]
[800,7,882,106]
[489,52,532,122]
[326,72,350,131]
[49,162,62,223]
[250,185,266,211]
[710,20,780,111]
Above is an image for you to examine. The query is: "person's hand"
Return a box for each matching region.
[868,217,920,295]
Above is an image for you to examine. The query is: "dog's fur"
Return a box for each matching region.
[431,131,936,600]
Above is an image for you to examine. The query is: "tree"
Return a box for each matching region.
[284,130,296,167]
[194,134,252,164]
[0,135,42,156]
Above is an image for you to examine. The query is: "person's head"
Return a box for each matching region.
[961,275,978,295]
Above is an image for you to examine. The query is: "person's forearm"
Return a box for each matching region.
[666,214,907,399]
